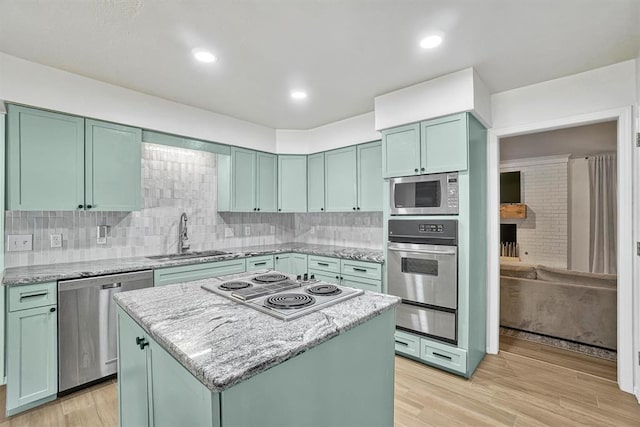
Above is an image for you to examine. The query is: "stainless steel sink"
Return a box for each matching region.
[146,250,230,261]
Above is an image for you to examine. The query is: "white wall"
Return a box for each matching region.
[276,112,380,154]
[491,60,637,129]
[569,158,590,272]
[0,53,276,152]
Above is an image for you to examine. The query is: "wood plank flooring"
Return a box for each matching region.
[0,338,637,426]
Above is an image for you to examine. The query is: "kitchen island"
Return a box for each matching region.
[114,271,399,427]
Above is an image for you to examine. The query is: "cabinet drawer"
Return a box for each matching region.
[246,255,274,271]
[307,255,340,274]
[154,259,247,286]
[420,339,467,375]
[9,282,57,312]
[308,269,340,285]
[394,330,420,358]
[340,275,382,293]
[340,259,382,281]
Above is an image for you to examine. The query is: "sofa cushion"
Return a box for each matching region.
[500,264,537,279]
[535,265,617,289]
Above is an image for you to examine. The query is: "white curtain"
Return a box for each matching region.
[588,154,617,274]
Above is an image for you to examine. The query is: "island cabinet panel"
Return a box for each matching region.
[6,105,85,210]
[117,309,150,427]
[324,146,357,212]
[6,282,58,416]
[231,148,256,212]
[306,152,325,212]
[153,258,247,286]
[85,119,142,211]
[357,140,383,211]
[255,152,277,212]
[420,113,467,174]
[340,275,382,293]
[278,155,307,212]
[220,309,395,427]
[381,123,421,178]
[246,255,274,271]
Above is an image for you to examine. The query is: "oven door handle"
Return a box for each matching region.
[387,246,456,256]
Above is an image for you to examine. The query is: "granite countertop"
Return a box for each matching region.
[113,271,400,392]
[2,242,384,286]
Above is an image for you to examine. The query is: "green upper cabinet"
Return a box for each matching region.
[219,148,277,212]
[85,119,142,211]
[7,105,85,210]
[256,152,277,212]
[421,113,467,174]
[357,141,382,211]
[381,123,420,178]
[382,113,469,178]
[278,155,307,212]
[6,105,142,211]
[307,152,325,212]
[231,147,257,211]
[325,146,357,212]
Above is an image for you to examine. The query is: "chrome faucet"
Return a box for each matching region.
[178,212,190,254]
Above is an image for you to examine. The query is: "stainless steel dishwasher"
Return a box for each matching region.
[58,270,153,393]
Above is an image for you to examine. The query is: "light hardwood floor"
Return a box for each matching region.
[0,338,637,426]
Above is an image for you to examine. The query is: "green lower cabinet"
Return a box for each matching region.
[393,330,420,359]
[246,255,275,271]
[118,307,396,427]
[393,328,469,377]
[274,253,308,277]
[340,274,382,293]
[6,291,58,416]
[307,269,339,285]
[154,259,247,286]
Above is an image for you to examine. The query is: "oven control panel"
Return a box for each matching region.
[446,173,459,210]
[418,224,444,233]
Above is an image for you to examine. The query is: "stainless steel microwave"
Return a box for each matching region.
[389,172,459,215]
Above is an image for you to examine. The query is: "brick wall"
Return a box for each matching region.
[501,157,568,268]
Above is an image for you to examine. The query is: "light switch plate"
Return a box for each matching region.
[50,234,63,248]
[224,228,234,238]
[7,234,33,252]
[97,225,108,245]
[244,226,251,236]
[270,226,276,234]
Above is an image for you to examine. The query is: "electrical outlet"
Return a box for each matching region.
[224,227,234,238]
[7,234,33,252]
[97,225,108,245]
[270,226,276,234]
[50,234,63,248]
[244,226,251,236]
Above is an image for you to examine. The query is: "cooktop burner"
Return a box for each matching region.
[218,281,252,291]
[265,293,316,309]
[253,273,288,283]
[306,284,342,296]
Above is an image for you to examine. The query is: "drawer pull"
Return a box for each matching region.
[254,262,267,266]
[318,262,329,267]
[353,267,367,272]
[20,292,48,300]
[432,352,452,361]
[394,340,409,346]
[102,283,122,290]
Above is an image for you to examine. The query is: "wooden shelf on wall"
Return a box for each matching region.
[500,203,527,219]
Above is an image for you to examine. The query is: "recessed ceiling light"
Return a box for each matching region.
[290,90,308,100]
[420,34,443,49]
[192,48,217,63]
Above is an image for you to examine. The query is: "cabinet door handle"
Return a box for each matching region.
[414,168,419,173]
[102,283,122,290]
[86,204,93,209]
[275,256,279,260]
[278,208,282,212]
[253,208,257,211]
[320,208,324,211]
[254,262,267,266]
[257,208,260,211]
[77,204,84,209]
[357,207,360,210]
[49,307,56,313]
[420,167,425,172]
[394,340,409,347]
[432,352,452,361]
[353,267,367,273]
[136,337,149,350]
[20,292,48,300]
[318,262,329,267]
[352,207,356,210]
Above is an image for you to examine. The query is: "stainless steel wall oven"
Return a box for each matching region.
[387,219,458,344]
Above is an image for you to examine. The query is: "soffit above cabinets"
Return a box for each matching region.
[0,1,638,130]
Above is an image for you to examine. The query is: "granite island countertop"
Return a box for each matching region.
[113,272,400,392]
[2,242,384,286]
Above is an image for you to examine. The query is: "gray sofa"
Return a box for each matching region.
[500,264,617,350]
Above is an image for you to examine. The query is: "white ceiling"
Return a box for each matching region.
[0,1,638,130]
[500,121,617,161]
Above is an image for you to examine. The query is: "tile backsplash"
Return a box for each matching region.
[4,143,382,267]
